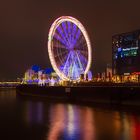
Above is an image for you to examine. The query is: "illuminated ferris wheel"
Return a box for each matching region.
[48,16,92,81]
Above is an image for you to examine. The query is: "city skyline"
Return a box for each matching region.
[0,0,140,80]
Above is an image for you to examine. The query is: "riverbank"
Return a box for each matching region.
[16,84,140,106]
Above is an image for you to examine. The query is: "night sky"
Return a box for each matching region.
[0,0,140,80]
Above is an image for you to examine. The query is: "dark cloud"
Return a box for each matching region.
[0,0,140,79]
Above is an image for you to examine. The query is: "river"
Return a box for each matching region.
[0,88,140,140]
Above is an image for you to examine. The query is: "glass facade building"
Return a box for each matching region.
[112,30,140,75]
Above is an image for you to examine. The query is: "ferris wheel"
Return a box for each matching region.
[48,16,92,81]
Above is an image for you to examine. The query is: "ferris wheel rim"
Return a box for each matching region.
[48,16,92,81]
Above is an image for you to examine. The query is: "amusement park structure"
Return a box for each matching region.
[48,16,92,81]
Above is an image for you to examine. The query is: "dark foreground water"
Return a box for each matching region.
[0,88,140,140]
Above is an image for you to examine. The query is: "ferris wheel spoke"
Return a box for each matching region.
[60,51,69,60]
[62,22,71,48]
[71,23,78,45]
[56,51,69,66]
[72,63,79,79]
[53,45,68,57]
[74,46,87,54]
[74,35,87,50]
[57,52,69,68]
[77,51,88,68]
[53,42,68,50]
[53,42,67,50]
[67,21,72,44]
[54,50,68,58]
[62,51,72,75]
[76,35,85,46]
[71,53,82,79]
[66,52,77,78]
[61,22,72,49]
[60,53,69,66]
[53,34,67,48]
[78,50,88,59]
[75,51,85,73]
[76,45,87,53]
[62,22,69,39]
[77,49,88,58]
[56,26,69,48]
[73,29,81,47]
[68,53,76,79]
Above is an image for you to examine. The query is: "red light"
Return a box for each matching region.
[132,72,140,75]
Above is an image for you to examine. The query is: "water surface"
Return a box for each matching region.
[0,88,140,140]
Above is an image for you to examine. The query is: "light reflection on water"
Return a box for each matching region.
[47,104,95,140]
[23,101,44,125]
[0,89,140,140]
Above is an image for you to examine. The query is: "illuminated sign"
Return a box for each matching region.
[122,47,138,51]
[115,46,138,58]
[132,72,140,75]
[124,73,130,75]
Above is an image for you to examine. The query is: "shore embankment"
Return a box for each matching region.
[16,83,140,106]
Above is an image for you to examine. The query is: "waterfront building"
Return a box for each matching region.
[106,64,112,81]
[112,29,140,75]
[112,29,140,82]
[24,69,35,82]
